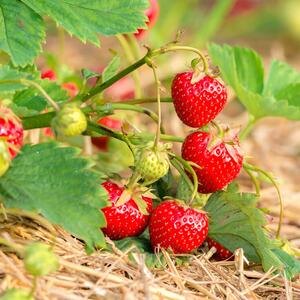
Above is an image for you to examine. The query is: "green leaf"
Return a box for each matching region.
[0,65,28,92]
[271,248,300,280]
[208,43,264,94]
[81,68,100,81]
[114,236,167,268]
[13,80,68,113]
[275,83,300,108]
[21,0,149,46]
[204,189,283,272]
[263,60,300,96]
[208,43,300,120]
[259,95,300,120]
[102,56,121,82]
[0,143,108,252]
[95,138,134,175]
[113,235,190,269]
[0,0,45,66]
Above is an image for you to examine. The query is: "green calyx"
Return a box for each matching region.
[0,139,11,177]
[51,103,87,137]
[134,142,170,185]
[0,288,34,300]
[24,242,59,277]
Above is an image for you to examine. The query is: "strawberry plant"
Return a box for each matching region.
[0,1,299,298]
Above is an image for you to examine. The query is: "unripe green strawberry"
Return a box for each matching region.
[135,143,169,184]
[0,139,11,177]
[51,103,87,136]
[0,288,34,300]
[24,243,59,277]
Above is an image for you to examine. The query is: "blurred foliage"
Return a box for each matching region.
[149,0,300,48]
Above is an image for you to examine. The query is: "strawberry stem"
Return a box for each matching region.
[169,153,199,204]
[126,34,142,60]
[210,120,224,138]
[170,159,205,206]
[119,97,173,105]
[107,103,165,133]
[243,166,260,197]
[243,163,283,239]
[149,61,162,148]
[127,171,141,191]
[153,45,210,75]
[115,34,142,98]
[239,115,256,141]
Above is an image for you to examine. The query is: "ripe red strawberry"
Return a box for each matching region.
[41,69,56,81]
[62,82,79,98]
[101,181,153,240]
[181,130,243,193]
[207,237,233,260]
[135,0,159,39]
[149,200,208,254]
[0,106,23,158]
[171,73,227,128]
[92,117,122,151]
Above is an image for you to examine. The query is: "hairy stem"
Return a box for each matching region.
[243,166,260,197]
[116,34,142,98]
[80,43,209,102]
[120,97,173,105]
[126,34,142,60]
[169,153,199,204]
[150,64,162,148]
[80,55,148,102]
[110,103,164,133]
[170,159,198,201]
[152,45,209,74]
[243,163,283,238]
[239,115,256,141]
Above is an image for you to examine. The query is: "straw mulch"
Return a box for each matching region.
[0,211,299,300]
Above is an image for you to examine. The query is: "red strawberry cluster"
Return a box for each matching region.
[98,45,240,257]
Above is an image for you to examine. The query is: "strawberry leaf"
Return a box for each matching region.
[271,248,300,280]
[0,0,45,66]
[13,80,68,115]
[204,187,300,279]
[0,143,108,253]
[263,60,300,96]
[113,235,189,269]
[208,43,300,120]
[21,0,149,46]
[102,55,121,82]
[0,65,28,93]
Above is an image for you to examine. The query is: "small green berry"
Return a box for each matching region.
[135,143,169,183]
[0,139,11,177]
[52,103,87,136]
[24,242,59,277]
[0,288,34,300]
